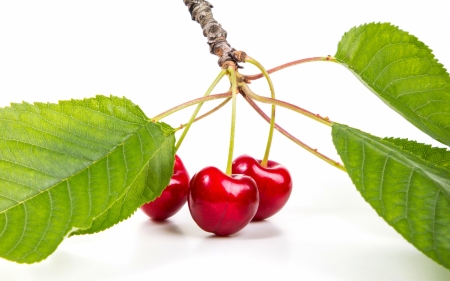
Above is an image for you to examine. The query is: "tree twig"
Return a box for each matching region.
[183,0,245,67]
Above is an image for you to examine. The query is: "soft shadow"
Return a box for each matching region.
[125,218,190,270]
[239,219,284,240]
[304,241,450,281]
[197,219,283,240]
[195,220,291,262]
[348,247,450,281]
[1,251,121,281]
[141,218,185,236]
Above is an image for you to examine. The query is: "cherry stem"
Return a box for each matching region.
[226,66,238,176]
[174,97,231,132]
[175,69,227,152]
[244,56,337,80]
[244,96,346,172]
[151,92,232,122]
[245,56,276,167]
[239,83,332,126]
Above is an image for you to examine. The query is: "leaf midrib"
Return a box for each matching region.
[341,64,450,133]
[2,101,149,153]
[70,124,173,235]
[39,104,144,134]
[0,120,157,216]
[341,125,450,197]
[338,29,450,140]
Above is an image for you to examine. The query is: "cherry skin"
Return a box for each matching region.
[141,155,190,221]
[232,154,292,221]
[188,166,259,236]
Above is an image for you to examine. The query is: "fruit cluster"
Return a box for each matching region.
[141,154,292,236]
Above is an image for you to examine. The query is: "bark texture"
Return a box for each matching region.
[183,0,244,67]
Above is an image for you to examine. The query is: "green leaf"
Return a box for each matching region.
[70,135,174,236]
[332,123,450,269]
[0,95,175,263]
[335,23,450,146]
[383,137,450,170]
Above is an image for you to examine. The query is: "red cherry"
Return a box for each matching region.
[232,154,292,221]
[188,166,259,236]
[141,155,190,221]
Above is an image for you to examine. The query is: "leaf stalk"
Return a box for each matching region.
[244,96,346,172]
[239,82,332,126]
[175,97,231,132]
[175,69,227,152]
[245,56,337,80]
[152,92,232,122]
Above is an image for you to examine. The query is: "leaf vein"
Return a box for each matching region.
[0,193,19,204]
[30,190,53,259]
[378,156,389,216]
[0,121,156,216]
[397,87,448,100]
[0,158,60,181]
[432,189,444,264]
[0,213,8,238]
[404,168,414,238]
[0,138,91,162]
[65,180,74,234]
[382,74,431,92]
[352,26,397,69]
[361,141,366,194]
[6,203,28,257]
[0,117,105,155]
[85,167,92,225]
[372,56,422,85]
[361,43,417,78]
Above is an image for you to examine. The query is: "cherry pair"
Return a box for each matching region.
[140,154,292,236]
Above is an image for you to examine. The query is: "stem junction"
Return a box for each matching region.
[152,53,345,173]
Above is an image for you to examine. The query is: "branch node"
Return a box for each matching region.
[222,60,237,71]
[232,51,247,63]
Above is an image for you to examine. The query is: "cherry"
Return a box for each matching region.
[140,155,190,221]
[188,166,259,236]
[232,154,292,221]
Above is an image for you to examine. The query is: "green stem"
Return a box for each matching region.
[244,95,346,172]
[245,56,276,167]
[174,97,231,132]
[151,92,231,122]
[226,66,238,176]
[175,69,227,152]
[240,83,332,126]
[245,56,336,80]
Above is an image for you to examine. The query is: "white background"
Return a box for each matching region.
[1,1,450,280]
